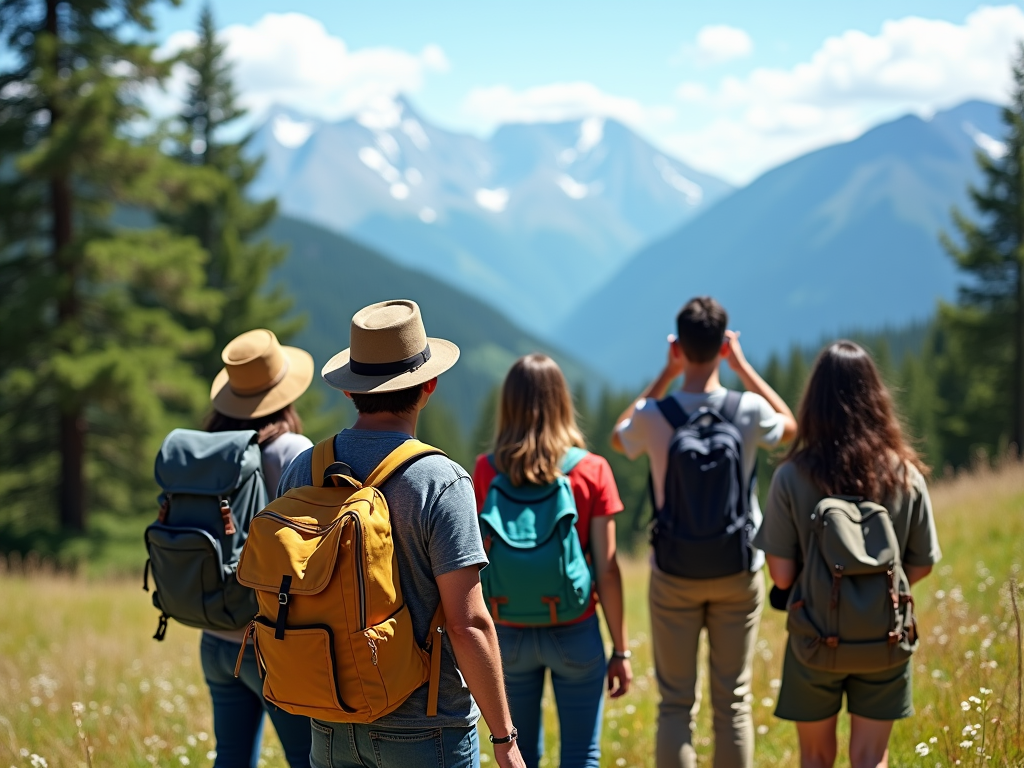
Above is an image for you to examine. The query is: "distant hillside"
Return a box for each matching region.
[250,97,733,336]
[560,100,1004,384]
[267,216,596,425]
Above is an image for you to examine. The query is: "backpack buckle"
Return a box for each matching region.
[278,593,289,605]
[220,499,237,536]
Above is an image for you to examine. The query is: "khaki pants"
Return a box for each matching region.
[649,566,765,768]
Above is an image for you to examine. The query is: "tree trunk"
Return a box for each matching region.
[47,0,86,530]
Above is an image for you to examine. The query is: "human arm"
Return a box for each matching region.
[610,335,685,454]
[722,331,798,444]
[590,516,632,697]
[765,554,798,590]
[906,564,932,585]
[436,567,526,768]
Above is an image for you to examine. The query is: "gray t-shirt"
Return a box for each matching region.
[278,429,487,728]
[616,387,785,572]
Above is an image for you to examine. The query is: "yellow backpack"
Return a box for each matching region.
[234,437,446,723]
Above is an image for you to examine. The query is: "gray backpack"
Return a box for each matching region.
[144,429,264,640]
[786,497,918,672]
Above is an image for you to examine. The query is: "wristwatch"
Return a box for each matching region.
[612,649,632,660]
[489,728,518,745]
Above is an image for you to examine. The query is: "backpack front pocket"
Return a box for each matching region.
[146,524,251,630]
[353,602,431,719]
[253,618,354,720]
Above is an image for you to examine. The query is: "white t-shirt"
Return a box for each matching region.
[616,387,785,572]
[260,431,313,501]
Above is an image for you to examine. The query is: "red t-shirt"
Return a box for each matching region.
[472,451,624,623]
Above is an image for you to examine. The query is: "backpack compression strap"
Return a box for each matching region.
[363,440,446,488]
[424,602,446,716]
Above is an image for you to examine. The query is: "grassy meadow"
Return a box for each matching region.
[2,462,1023,768]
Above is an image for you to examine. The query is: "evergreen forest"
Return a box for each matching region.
[0,2,1021,562]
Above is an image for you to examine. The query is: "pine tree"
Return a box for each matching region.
[940,44,1024,461]
[0,0,219,532]
[163,4,298,382]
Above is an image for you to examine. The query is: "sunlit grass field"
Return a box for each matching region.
[2,462,1023,767]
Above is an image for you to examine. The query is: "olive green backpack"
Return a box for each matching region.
[786,497,919,672]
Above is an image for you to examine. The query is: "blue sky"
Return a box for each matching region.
[153,1,1024,183]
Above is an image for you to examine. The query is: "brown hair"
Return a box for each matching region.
[492,354,586,487]
[349,384,425,415]
[785,341,927,500]
[203,404,303,445]
[676,296,728,363]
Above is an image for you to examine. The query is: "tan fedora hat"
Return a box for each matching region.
[321,300,460,394]
[210,329,314,419]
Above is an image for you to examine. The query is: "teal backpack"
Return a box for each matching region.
[144,429,265,640]
[479,447,592,625]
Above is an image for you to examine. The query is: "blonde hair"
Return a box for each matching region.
[493,354,586,487]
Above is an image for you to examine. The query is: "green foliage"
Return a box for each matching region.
[160,4,299,383]
[936,44,1024,463]
[0,0,220,533]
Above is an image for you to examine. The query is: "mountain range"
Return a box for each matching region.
[252,97,1007,390]
[249,97,733,336]
[559,100,1005,383]
[266,216,595,426]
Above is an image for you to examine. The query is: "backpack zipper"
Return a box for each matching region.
[351,514,366,629]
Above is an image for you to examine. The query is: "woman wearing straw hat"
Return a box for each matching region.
[201,329,315,768]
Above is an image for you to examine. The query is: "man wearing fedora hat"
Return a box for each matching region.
[279,300,525,768]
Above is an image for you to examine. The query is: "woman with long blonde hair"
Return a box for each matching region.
[472,354,632,768]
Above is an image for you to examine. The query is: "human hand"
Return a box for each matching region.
[664,334,686,379]
[722,330,748,373]
[607,657,633,698]
[493,741,527,768]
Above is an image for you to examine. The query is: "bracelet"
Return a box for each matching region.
[612,649,632,660]
[489,728,518,745]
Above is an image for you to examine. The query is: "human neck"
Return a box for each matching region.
[351,409,419,436]
[681,362,722,394]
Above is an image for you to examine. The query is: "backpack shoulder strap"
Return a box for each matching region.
[364,440,446,488]
[561,446,589,474]
[721,390,743,424]
[655,396,689,430]
[311,437,336,489]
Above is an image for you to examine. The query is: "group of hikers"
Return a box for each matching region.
[143,295,941,768]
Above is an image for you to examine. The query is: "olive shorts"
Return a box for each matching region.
[775,642,914,722]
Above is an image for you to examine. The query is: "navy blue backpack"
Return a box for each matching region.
[652,391,755,579]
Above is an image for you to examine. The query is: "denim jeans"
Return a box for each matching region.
[200,633,313,768]
[309,720,479,768]
[496,613,607,768]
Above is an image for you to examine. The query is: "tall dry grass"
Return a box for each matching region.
[0,461,1022,767]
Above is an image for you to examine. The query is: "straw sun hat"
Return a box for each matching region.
[321,299,460,394]
[210,329,314,419]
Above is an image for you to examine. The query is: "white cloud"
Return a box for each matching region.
[667,5,1024,183]
[475,187,509,212]
[690,25,754,66]
[462,81,673,128]
[158,14,448,123]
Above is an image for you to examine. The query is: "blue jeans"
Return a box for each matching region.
[309,720,479,768]
[496,614,607,768]
[200,633,313,768]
